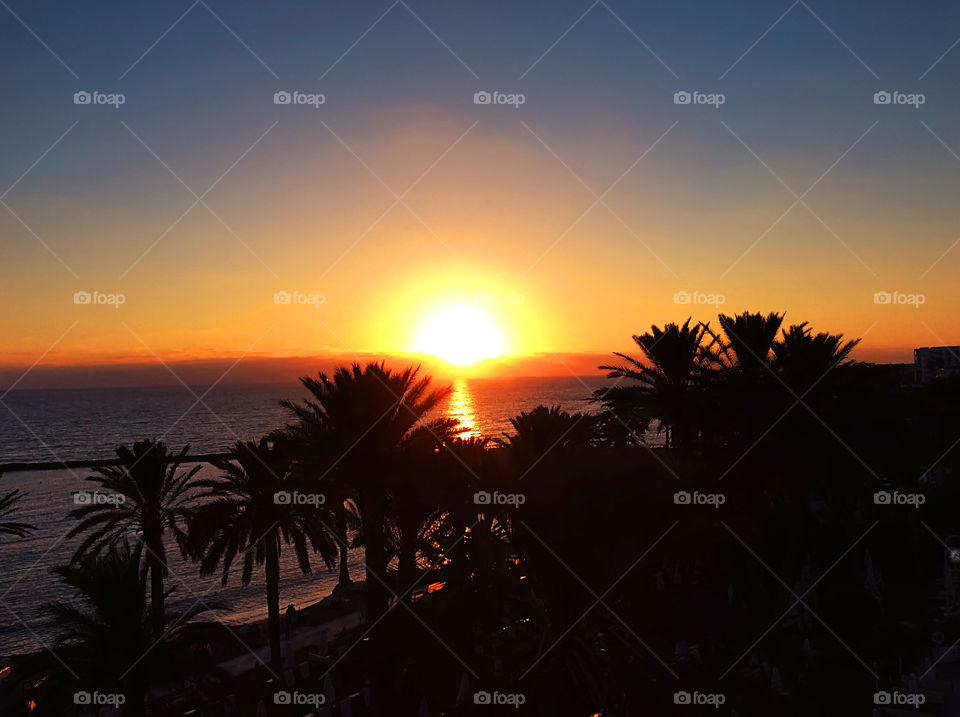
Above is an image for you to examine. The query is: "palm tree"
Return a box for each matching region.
[31,541,226,716]
[67,440,198,637]
[597,319,706,448]
[497,405,599,458]
[772,322,861,391]
[278,361,452,619]
[0,483,35,539]
[711,311,785,373]
[188,438,337,668]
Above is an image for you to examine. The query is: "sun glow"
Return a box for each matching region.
[415,305,505,365]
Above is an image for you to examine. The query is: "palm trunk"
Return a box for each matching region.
[145,529,165,638]
[265,532,282,669]
[398,518,418,592]
[336,506,351,589]
[359,488,389,619]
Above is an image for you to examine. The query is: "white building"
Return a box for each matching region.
[914,347,960,384]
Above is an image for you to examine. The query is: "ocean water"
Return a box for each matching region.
[0,376,610,657]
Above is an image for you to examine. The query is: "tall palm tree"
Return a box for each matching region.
[0,483,35,539]
[30,541,226,716]
[67,440,198,637]
[772,322,861,390]
[279,361,452,619]
[597,319,706,448]
[188,438,338,668]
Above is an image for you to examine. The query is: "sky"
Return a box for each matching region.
[2,0,960,386]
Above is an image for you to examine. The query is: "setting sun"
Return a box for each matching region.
[415,305,505,365]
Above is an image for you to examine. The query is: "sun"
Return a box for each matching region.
[415,305,505,365]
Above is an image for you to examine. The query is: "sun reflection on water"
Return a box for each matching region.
[447,379,478,440]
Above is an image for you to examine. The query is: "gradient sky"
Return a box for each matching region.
[2,0,960,382]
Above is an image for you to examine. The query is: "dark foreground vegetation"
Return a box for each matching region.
[2,311,959,715]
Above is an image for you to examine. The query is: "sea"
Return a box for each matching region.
[0,376,611,657]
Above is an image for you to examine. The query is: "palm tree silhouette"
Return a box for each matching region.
[188,438,337,668]
[710,311,785,373]
[34,541,225,715]
[497,405,599,457]
[772,321,861,390]
[0,483,35,539]
[278,361,452,619]
[597,319,706,447]
[66,440,198,637]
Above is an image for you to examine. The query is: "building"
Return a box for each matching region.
[914,347,960,384]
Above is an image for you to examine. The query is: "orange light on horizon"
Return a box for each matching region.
[414,304,506,366]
